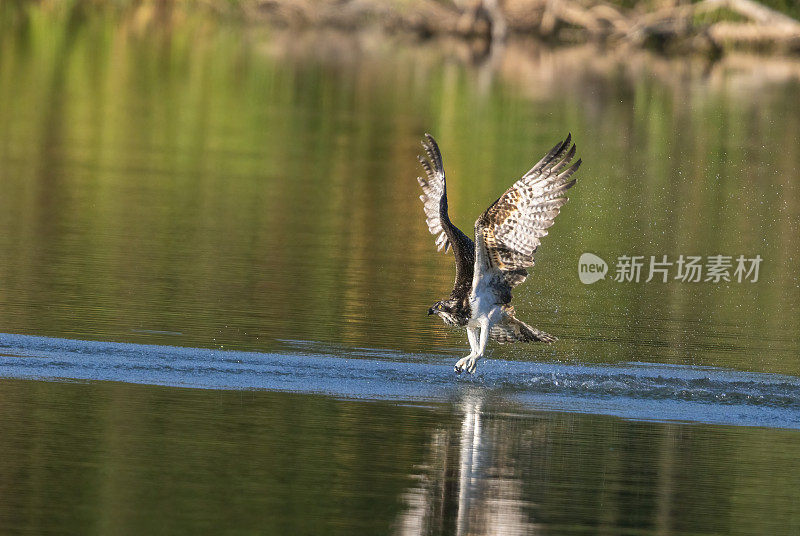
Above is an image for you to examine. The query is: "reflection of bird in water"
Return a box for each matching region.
[417,134,581,373]
[455,396,483,535]
[395,394,534,536]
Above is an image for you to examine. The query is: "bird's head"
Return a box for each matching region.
[427,300,459,326]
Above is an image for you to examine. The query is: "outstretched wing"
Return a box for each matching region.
[475,134,581,295]
[417,134,475,299]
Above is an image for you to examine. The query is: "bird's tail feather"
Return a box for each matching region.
[490,316,557,344]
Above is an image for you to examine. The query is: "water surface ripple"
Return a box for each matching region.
[1,333,799,430]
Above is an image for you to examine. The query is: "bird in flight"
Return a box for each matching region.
[416,133,581,374]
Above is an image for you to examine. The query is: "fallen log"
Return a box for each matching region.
[708,21,800,52]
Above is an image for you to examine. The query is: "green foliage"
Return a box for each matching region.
[757,0,800,19]
[693,6,750,25]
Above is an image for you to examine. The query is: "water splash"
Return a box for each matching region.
[1,333,799,429]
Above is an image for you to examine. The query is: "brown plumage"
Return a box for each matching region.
[418,134,474,325]
[489,306,558,344]
[477,134,580,275]
[416,133,581,372]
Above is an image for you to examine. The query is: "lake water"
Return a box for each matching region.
[1,7,800,535]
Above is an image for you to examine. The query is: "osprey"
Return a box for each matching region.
[416,133,581,374]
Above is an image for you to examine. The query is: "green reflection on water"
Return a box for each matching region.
[0,379,435,534]
[2,8,800,535]
[1,11,799,374]
[1,379,799,535]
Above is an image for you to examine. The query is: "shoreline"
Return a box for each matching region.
[5,0,800,57]
[247,0,800,57]
[258,26,800,89]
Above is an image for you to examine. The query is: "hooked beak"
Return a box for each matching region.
[427,307,435,316]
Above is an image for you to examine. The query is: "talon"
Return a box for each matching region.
[454,356,470,375]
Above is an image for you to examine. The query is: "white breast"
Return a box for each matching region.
[468,230,502,326]
[468,278,496,325]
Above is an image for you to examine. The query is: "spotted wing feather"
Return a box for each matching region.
[417,135,452,253]
[476,134,581,287]
[416,134,476,301]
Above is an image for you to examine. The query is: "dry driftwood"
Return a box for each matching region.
[709,21,800,52]
[248,0,800,54]
[524,0,800,53]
